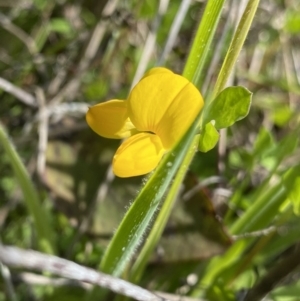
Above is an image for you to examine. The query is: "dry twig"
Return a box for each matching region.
[0,12,37,54]
[49,0,119,106]
[0,77,37,107]
[0,244,167,301]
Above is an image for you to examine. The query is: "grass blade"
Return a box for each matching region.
[0,123,55,254]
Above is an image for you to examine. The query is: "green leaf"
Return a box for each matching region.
[253,127,275,158]
[271,280,300,299]
[198,122,219,152]
[268,133,299,164]
[33,0,47,10]
[283,165,300,193]
[139,0,158,18]
[199,166,300,289]
[84,79,108,101]
[284,9,300,34]
[271,105,293,127]
[287,177,300,216]
[50,18,73,36]
[231,165,300,235]
[0,123,55,254]
[204,86,252,130]
[229,149,254,170]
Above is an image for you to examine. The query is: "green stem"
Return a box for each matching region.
[183,0,225,84]
[0,123,55,254]
[212,0,260,98]
[129,0,226,283]
[184,0,261,293]
[130,136,199,283]
[129,0,260,285]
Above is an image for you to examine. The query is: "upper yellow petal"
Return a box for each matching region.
[127,68,204,149]
[140,67,173,80]
[113,133,165,177]
[86,99,137,139]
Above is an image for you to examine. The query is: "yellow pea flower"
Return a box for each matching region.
[86,67,204,178]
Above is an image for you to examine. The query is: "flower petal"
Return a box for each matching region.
[113,133,165,177]
[86,100,137,139]
[140,67,173,80]
[127,68,204,149]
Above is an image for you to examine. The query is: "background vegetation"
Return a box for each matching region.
[0,0,300,300]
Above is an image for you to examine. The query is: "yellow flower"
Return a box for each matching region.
[86,67,204,177]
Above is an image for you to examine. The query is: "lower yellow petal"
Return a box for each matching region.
[113,133,165,177]
[86,100,137,139]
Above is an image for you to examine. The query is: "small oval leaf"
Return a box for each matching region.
[204,86,252,129]
[198,122,219,152]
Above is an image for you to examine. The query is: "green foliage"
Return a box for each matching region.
[198,122,219,152]
[0,124,55,254]
[204,86,252,130]
[33,0,47,10]
[49,18,74,36]
[84,79,109,101]
[284,9,300,34]
[253,127,275,159]
[139,0,158,18]
[288,177,300,216]
[271,280,300,301]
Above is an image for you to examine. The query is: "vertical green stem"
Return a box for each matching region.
[129,0,226,284]
[212,0,260,98]
[0,123,55,254]
[183,0,225,83]
[130,136,199,283]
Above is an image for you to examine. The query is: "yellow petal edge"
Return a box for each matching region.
[113,133,165,177]
[86,100,137,139]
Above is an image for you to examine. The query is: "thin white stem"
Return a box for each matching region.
[0,245,167,301]
[0,12,37,54]
[0,77,36,107]
[36,88,48,181]
[0,262,17,301]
